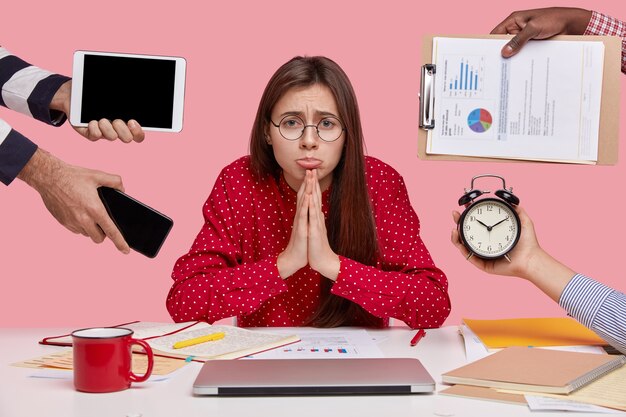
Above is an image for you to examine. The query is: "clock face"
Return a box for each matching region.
[459,198,521,259]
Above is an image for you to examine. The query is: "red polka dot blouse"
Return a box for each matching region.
[167,156,450,328]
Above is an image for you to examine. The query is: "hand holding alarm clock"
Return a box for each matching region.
[457,174,521,262]
[452,177,580,304]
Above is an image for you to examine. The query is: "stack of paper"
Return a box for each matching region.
[441,348,626,411]
[443,318,625,412]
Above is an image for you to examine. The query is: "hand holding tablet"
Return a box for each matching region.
[70,51,186,133]
[66,51,183,255]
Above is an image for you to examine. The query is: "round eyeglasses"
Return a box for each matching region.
[270,115,345,142]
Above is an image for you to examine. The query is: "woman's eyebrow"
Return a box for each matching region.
[316,110,339,117]
[277,110,339,118]
[278,110,305,118]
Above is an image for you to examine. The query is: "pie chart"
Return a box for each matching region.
[467,108,492,133]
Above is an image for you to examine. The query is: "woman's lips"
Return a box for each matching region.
[296,158,322,169]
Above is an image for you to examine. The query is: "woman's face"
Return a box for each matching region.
[267,84,345,192]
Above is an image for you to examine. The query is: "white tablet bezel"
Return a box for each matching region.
[70,50,186,133]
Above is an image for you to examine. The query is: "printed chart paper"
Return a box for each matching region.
[246,329,385,359]
[427,38,604,163]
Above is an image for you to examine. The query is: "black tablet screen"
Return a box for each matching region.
[81,55,175,128]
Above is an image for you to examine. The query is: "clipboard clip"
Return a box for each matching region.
[419,64,436,130]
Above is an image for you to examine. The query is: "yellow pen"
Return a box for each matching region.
[172,332,225,349]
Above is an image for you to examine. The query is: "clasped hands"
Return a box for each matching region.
[277,170,340,281]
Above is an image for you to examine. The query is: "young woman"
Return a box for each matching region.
[167,56,450,328]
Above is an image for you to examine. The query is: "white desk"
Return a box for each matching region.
[0,326,606,417]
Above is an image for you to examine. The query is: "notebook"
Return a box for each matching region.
[442,346,626,394]
[439,384,527,405]
[193,358,435,396]
[40,321,299,361]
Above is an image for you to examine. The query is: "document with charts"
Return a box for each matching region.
[245,329,385,359]
[426,37,604,163]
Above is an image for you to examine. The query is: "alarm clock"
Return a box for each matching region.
[457,174,521,261]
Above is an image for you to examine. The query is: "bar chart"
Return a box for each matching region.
[442,55,485,98]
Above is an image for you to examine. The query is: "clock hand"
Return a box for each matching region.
[476,219,491,231]
[491,217,509,228]
[476,219,494,232]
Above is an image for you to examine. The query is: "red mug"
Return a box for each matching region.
[71,327,154,393]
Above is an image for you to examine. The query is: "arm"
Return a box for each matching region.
[1,119,130,253]
[451,207,574,302]
[0,120,37,185]
[17,147,130,253]
[331,175,451,329]
[1,47,142,251]
[584,11,626,74]
[166,169,288,323]
[0,46,70,185]
[1,47,145,182]
[451,207,626,354]
[0,46,144,143]
[0,47,70,125]
[560,274,626,355]
[490,8,592,57]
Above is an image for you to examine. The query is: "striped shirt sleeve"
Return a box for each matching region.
[559,273,626,355]
[584,11,626,74]
[0,46,71,185]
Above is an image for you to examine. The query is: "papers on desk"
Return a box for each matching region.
[502,364,626,412]
[27,368,180,383]
[459,323,606,362]
[453,320,621,411]
[525,395,626,414]
[12,349,187,376]
[245,329,385,359]
[39,321,300,361]
[459,323,491,362]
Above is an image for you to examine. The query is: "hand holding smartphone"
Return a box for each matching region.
[98,187,173,258]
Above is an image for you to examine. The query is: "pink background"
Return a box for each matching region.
[1,0,625,327]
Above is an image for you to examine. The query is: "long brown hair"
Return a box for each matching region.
[250,56,381,327]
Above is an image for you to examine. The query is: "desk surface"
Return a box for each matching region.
[0,326,606,417]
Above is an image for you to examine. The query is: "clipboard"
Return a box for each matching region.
[418,34,621,165]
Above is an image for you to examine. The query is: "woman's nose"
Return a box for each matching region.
[299,125,319,149]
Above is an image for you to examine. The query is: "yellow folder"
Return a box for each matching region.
[463,317,607,348]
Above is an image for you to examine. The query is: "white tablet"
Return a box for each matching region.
[71,50,186,132]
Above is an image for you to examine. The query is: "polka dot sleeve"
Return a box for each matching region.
[331,166,451,329]
[166,162,288,323]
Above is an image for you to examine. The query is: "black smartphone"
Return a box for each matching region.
[97,186,173,258]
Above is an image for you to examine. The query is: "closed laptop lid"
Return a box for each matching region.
[192,358,435,396]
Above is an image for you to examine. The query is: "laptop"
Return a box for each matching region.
[192,358,435,396]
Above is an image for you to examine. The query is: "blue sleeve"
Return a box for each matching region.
[560,274,626,355]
